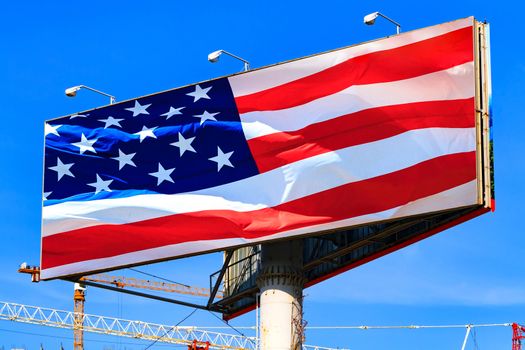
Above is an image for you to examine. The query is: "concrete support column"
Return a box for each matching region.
[257,241,305,350]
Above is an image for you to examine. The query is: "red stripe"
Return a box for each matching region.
[41,152,476,269]
[235,27,473,114]
[248,98,475,173]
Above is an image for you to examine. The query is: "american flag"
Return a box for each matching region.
[41,17,479,279]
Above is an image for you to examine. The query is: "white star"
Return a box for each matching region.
[133,126,157,142]
[209,146,234,171]
[48,157,74,181]
[170,133,196,156]
[112,149,137,170]
[149,163,175,186]
[70,113,89,119]
[98,116,124,129]
[125,100,151,117]
[193,111,219,125]
[160,106,185,119]
[45,123,62,137]
[43,192,52,201]
[186,84,212,102]
[87,174,113,194]
[72,133,98,154]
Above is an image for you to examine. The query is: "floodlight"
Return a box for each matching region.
[364,11,401,34]
[207,49,250,72]
[65,85,116,104]
[208,50,223,63]
[364,12,379,25]
[65,86,82,97]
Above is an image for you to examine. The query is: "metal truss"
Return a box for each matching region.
[0,301,344,350]
[83,273,223,299]
[0,301,254,349]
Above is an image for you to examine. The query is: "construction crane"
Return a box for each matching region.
[0,300,342,350]
[17,264,222,298]
[0,300,254,349]
[18,263,223,350]
[82,273,222,298]
[513,323,525,350]
[73,283,85,350]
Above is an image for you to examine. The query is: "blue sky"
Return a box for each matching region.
[1,1,524,349]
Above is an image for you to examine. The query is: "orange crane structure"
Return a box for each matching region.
[513,323,525,350]
[17,264,222,298]
[0,300,345,350]
[0,300,257,350]
[18,263,222,350]
[73,283,85,350]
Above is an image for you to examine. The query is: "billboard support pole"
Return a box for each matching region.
[257,241,305,350]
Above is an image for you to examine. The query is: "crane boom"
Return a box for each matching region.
[17,265,222,298]
[84,273,222,298]
[0,301,342,350]
[0,300,254,349]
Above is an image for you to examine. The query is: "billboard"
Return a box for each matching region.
[41,16,493,281]
[217,17,494,319]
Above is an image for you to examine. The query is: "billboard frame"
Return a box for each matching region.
[42,18,494,319]
[42,16,487,281]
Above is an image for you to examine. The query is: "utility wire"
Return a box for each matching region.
[191,326,256,329]
[304,323,512,330]
[157,323,512,331]
[143,308,198,350]
[0,327,179,347]
[128,268,255,347]
[154,323,514,330]
[127,268,191,288]
[471,327,480,350]
[207,311,257,346]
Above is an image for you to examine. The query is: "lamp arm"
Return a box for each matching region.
[377,13,401,33]
[221,51,251,71]
[79,85,116,104]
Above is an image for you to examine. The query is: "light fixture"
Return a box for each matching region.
[207,50,250,72]
[65,85,116,104]
[364,11,401,34]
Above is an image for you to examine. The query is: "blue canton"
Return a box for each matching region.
[44,78,259,205]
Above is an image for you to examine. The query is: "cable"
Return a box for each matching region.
[0,327,180,347]
[207,311,257,346]
[127,268,191,288]
[471,327,480,350]
[143,308,198,350]
[304,323,512,330]
[189,326,256,330]
[118,292,123,350]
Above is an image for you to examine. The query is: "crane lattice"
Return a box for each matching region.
[0,301,342,350]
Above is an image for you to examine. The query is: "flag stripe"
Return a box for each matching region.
[40,179,478,279]
[42,127,475,236]
[239,62,474,140]
[234,27,473,114]
[229,18,473,97]
[41,151,476,269]
[248,98,475,173]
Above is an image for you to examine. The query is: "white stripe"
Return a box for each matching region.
[229,18,473,97]
[41,180,478,280]
[43,127,476,236]
[240,62,474,140]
